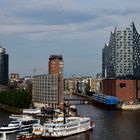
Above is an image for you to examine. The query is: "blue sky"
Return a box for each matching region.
[0,0,140,77]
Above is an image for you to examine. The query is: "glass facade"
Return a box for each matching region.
[102,22,140,79]
[0,47,9,85]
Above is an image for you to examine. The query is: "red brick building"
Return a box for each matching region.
[48,55,64,109]
[103,79,140,102]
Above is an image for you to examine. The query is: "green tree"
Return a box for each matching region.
[0,90,32,108]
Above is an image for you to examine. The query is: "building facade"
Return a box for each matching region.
[102,79,140,102]
[48,55,64,108]
[89,78,102,93]
[0,46,9,85]
[102,22,140,102]
[32,74,58,108]
[64,76,102,94]
[102,22,140,79]
[10,73,19,81]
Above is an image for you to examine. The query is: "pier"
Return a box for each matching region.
[0,132,16,140]
[0,132,6,140]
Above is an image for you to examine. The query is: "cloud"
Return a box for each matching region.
[0,0,140,40]
[0,0,97,25]
[15,8,97,25]
[1,0,140,76]
[99,7,140,16]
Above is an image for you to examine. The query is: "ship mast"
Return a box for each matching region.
[63,98,66,124]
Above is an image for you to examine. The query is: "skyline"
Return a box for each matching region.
[0,0,140,77]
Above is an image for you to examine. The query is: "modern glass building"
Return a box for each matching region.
[0,46,9,85]
[102,22,140,79]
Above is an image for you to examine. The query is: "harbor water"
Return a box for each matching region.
[0,98,140,140]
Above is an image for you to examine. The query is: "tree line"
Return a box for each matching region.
[0,90,32,108]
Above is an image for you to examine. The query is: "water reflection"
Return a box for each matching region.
[0,109,10,125]
[57,130,93,140]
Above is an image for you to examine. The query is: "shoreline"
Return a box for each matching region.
[72,92,140,111]
[0,103,22,114]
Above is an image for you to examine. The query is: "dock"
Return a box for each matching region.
[0,132,16,140]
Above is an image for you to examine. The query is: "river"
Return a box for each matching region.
[0,96,140,140]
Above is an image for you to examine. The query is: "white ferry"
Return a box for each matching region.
[9,114,40,132]
[16,131,34,140]
[0,123,19,133]
[0,115,21,133]
[32,116,95,139]
[0,124,19,140]
[22,108,41,115]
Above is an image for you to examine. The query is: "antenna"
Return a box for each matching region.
[31,68,37,76]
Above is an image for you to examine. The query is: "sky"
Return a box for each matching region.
[0,0,140,77]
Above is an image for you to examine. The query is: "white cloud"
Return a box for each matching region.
[1,0,140,76]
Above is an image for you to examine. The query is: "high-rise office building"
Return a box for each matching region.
[32,74,59,108]
[0,46,9,85]
[102,22,140,79]
[48,55,64,108]
[32,55,64,109]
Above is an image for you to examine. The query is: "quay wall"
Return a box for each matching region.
[120,104,140,110]
[72,92,140,110]
[0,103,22,114]
[72,92,117,110]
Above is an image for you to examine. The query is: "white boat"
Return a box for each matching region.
[9,114,40,132]
[32,124,44,135]
[0,132,17,140]
[0,123,20,133]
[0,123,19,140]
[23,108,41,115]
[16,131,34,140]
[32,116,95,139]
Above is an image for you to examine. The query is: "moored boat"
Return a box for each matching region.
[9,114,40,132]
[22,108,41,115]
[16,131,35,140]
[32,124,44,135]
[0,123,20,133]
[32,116,95,139]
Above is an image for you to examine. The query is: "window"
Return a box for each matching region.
[120,83,126,88]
